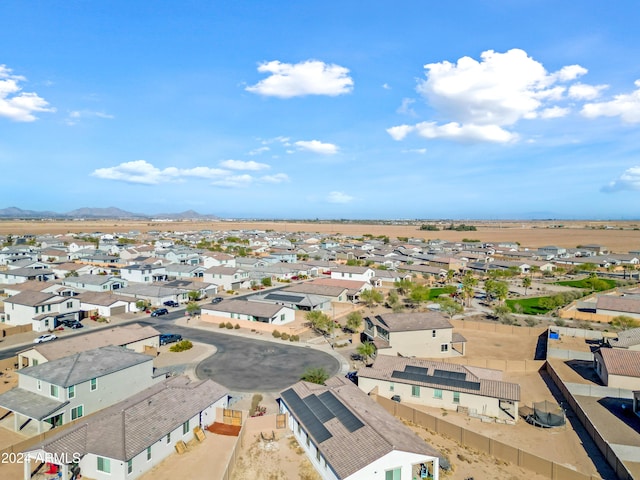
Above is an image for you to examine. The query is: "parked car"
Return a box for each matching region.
[391,395,401,403]
[163,300,179,307]
[345,371,358,384]
[66,321,84,329]
[159,333,182,346]
[350,353,364,361]
[211,297,223,304]
[33,334,57,344]
[150,308,169,317]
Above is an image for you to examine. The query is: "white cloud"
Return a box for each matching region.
[219,159,270,171]
[402,148,427,154]
[0,64,55,122]
[211,174,254,188]
[327,191,354,204]
[390,49,590,143]
[295,140,339,155]
[568,83,608,100]
[65,109,114,126]
[413,121,517,143]
[246,60,354,98]
[92,160,290,189]
[386,125,415,141]
[397,98,416,116]
[581,80,640,124]
[248,146,270,156]
[261,173,290,183]
[382,83,391,90]
[540,106,570,119]
[602,166,640,192]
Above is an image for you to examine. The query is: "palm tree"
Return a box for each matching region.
[461,272,477,307]
[300,367,329,385]
[522,276,532,295]
[357,341,377,365]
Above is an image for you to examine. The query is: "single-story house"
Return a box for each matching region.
[201,299,295,325]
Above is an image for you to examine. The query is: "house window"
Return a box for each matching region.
[97,457,111,473]
[453,391,460,403]
[37,379,41,390]
[441,344,449,352]
[66,301,73,308]
[90,378,97,391]
[47,304,51,312]
[411,385,420,397]
[146,446,152,461]
[389,382,394,392]
[68,385,75,399]
[71,405,83,420]
[166,432,171,444]
[183,420,190,435]
[434,389,443,399]
[432,330,436,337]
[280,314,285,321]
[44,319,49,328]
[33,359,38,366]
[127,459,133,474]
[385,467,401,480]
[50,384,59,398]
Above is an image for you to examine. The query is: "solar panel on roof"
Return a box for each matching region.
[405,365,428,375]
[391,370,481,391]
[266,293,304,303]
[303,394,336,423]
[432,369,466,381]
[318,391,364,433]
[281,389,332,443]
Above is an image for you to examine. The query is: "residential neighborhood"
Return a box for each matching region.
[0,224,638,480]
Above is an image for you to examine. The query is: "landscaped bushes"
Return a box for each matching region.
[170,340,193,352]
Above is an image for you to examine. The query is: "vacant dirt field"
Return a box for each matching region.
[2,219,640,251]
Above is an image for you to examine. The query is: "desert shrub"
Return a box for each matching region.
[290,334,299,342]
[249,394,263,416]
[225,322,234,329]
[234,323,240,329]
[170,340,193,352]
[219,322,226,328]
[281,332,290,340]
[272,330,281,338]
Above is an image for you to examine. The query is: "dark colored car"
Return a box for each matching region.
[160,333,182,346]
[150,308,169,317]
[211,297,223,304]
[163,300,179,307]
[67,321,84,329]
[345,371,358,384]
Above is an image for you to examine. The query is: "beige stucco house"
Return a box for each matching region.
[593,348,640,390]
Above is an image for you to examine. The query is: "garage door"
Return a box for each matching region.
[109,305,127,316]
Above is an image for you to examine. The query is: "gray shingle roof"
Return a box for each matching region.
[202,298,286,317]
[26,376,228,461]
[19,345,153,387]
[609,327,640,349]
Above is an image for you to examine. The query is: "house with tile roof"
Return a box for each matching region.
[21,376,228,480]
[363,312,466,359]
[596,295,640,320]
[279,376,442,480]
[202,266,250,290]
[201,298,295,325]
[0,345,165,435]
[593,348,640,390]
[357,356,520,421]
[62,274,127,293]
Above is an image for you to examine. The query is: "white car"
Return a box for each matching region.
[33,334,57,344]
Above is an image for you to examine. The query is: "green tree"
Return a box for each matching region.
[305,311,335,336]
[300,367,330,385]
[446,269,455,283]
[485,279,509,303]
[345,311,363,333]
[261,277,272,287]
[187,290,200,301]
[359,289,383,307]
[135,299,150,311]
[522,276,532,295]
[408,285,430,307]
[436,297,463,319]
[186,301,200,316]
[461,272,478,307]
[357,341,377,365]
[394,278,414,295]
[492,304,512,321]
[610,315,640,330]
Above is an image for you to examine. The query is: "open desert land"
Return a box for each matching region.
[2,219,640,251]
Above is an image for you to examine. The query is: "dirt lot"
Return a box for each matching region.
[2,219,640,251]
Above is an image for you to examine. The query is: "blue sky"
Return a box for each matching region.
[1,1,640,219]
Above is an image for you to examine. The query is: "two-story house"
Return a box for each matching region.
[62,274,127,293]
[202,266,250,291]
[0,345,165,434]
[120,264,168,284]
[363,312,466,359]
[2,291,81,332]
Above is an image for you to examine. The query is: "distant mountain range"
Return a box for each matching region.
[0,207,218,220]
